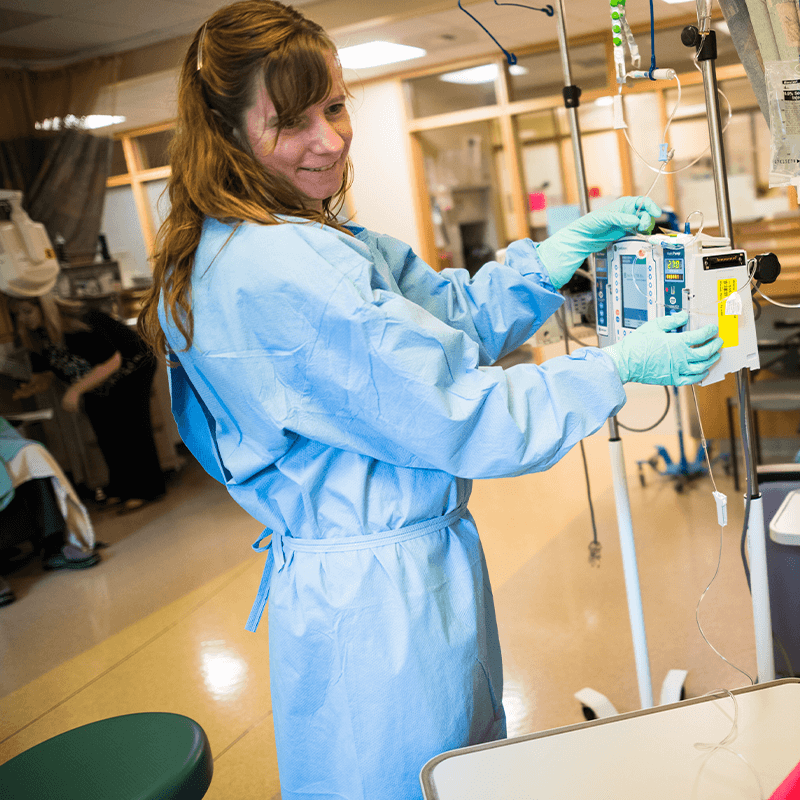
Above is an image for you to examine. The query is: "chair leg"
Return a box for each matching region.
[727,397,740,493]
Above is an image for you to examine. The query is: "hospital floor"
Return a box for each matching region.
[0,387,764,797]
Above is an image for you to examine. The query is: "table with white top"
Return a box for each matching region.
[421,678,800,800]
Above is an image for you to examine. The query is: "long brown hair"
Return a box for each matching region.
[138,0,353,358]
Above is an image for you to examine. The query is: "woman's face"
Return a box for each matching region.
[16,301,43,331]
[242,50,352,211]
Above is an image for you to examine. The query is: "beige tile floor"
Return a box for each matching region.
[0,388,771,798]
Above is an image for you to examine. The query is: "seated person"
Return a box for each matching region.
[1,416,99,607]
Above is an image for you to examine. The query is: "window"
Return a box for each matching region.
[110,140,127,177]
[406,65,498,118]
[620,92,670,209]
[417,119,507,272]
[137,129,173,170]
[648,24,742,75]
[104,124,174,286]
[404,31,795,272]
[509,42,608,102]
[100,185,151,284]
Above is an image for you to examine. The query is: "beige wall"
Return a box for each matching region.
[348,80,421,253]
[92,69,179,133]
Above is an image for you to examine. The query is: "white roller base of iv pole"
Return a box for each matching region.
[574,670,688,720]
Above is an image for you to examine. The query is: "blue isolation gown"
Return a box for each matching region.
[160,217,626,800]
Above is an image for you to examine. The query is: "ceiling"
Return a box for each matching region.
[0,0,709,79]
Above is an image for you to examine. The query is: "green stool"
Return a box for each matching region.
[0,712,213,799]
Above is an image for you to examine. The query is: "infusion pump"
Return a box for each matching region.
[595,231,759,386]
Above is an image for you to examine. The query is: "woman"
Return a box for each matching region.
[10,294,165,512]
[138,3,721,798]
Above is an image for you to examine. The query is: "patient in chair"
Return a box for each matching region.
[1,416,100,607]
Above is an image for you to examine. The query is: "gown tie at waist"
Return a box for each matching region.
[245,502,468,632]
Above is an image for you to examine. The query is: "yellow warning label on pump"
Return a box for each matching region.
[717,278,739,348]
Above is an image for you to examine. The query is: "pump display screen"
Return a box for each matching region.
[620,254,648,329]
[665,259,683,280]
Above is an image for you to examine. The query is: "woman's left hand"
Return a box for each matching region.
[62,386,82,413]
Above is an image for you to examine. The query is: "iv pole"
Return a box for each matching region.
[687,2,775,683]
[551,0,683,716]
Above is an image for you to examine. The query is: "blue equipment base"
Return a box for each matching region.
[637,443,729,493]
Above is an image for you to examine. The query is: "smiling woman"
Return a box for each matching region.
[242,51,352,211]
[138,0,354,360]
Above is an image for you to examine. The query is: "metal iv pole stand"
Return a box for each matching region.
[689,4,775,683]
[552,0,686,718]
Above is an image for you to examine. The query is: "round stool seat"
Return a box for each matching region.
[0,712,213,800]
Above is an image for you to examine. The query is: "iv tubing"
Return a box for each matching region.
[693,690,766,799]
[691,386,757,686]
[753,284,800,309]
[621,75,734,177]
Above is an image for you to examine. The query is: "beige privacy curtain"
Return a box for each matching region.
[0,57,119,259]
[26,130,113,261]
[718,0,800,121]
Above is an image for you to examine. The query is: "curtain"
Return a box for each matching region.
[0,56,119,261]
[0,130,112,262]
[0,57,119,141]
[0,69,35,140]
[718,0,800,122]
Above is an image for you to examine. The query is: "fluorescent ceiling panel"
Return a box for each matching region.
[338,41,426,69]
[439,63,527,84]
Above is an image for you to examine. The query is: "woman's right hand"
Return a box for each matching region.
[604,311,723,385]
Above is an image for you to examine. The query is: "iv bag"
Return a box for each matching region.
[696,0,712,33]
[766,61,800,188]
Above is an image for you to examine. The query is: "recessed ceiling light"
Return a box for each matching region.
[439,63,528,85]
[660,0,694,4]
[338,42,426,69]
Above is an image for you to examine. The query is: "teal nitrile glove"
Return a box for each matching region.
[605,311,723,386]
[537,196,662,289]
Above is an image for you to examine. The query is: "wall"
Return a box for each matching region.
[92,69,179,133]
[347,80,420,253]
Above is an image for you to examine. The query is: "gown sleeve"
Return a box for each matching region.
[367,232,562,366]
[192,223,626,481]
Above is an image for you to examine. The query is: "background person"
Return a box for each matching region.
[9,294,165,512]
[138,3,722,798]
